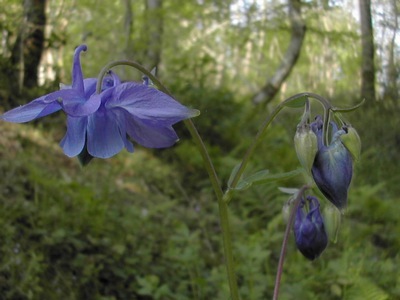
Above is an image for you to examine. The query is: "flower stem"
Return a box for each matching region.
[96,61,240,300]
[184,119,240,300]
[226,104,283,192]
[273,185,309,300]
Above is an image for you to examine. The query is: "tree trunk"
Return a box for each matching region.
[359,0,376,104]
[123,0,133,58]
[382,0,398,103]
[252,0,306,105]
[11,0,47,91]
[143,0,163,71]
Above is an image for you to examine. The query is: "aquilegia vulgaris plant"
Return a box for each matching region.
[1,45,362,299]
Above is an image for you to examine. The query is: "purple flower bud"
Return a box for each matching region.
[311,116,353,211]
[293,196,328,260]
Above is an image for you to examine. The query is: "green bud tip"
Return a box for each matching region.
[340,126,361,161]
[323,204,342,243]
[294,124,318,173]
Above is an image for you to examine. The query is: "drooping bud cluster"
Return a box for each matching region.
[294,111,360,211]
[290,100,361,261]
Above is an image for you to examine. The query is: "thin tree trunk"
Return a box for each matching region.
[143,0,163,71]
[11,0,47,90]
[383,0,398,103]
[252,0,306,105]
[123,0,133,58]
[359,0,376,104]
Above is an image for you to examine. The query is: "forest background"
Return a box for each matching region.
[0,0,399,299]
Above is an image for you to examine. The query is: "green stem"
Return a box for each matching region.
[225,104,284,196]
[273,185,309,300]
[96,61,240,300]
[184,119,240,299]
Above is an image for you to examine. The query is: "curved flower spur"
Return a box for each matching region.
[1,45,199,161]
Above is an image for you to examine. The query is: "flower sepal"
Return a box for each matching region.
[340,125,361,161]
[294,123,318,174]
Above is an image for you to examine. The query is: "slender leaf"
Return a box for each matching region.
[227,163,243,188]
[234,168,302,191]
[283,95,308,108]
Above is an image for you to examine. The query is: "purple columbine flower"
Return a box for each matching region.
[293,195,328,260]
[311,116,353,211]
[1,45,199,160]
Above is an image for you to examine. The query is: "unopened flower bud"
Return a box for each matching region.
[294,123,318,174]
[340,125,361,161]
[311,117,353,211]
[293,196,328,260]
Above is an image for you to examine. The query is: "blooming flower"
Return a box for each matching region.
[1,44,199,160]
[311,116,353,210]
[293,195,328,260]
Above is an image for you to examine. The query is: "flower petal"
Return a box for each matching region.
[49,89,101,117]
[311,115,324,148]
[86,108,125,158]
[81,73,121,98]
[113,111,134,153]
[312,141,353,210]
[1,96,61,123]
[60,116,87,157]
[82,78,98,98]
[123,112,180,148]
[106,82,199,124]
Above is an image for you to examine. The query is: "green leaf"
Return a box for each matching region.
[345,277,390,300]
[227,163,242,188]
[282,95,308,108]
[250,169,302,185]
[233,168,302,191]
[235,181,251,191]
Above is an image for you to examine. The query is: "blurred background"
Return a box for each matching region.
[0,0,399,299]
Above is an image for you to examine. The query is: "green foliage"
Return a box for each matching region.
[0,91,399,299]
[0,1,399,299]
